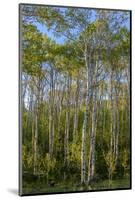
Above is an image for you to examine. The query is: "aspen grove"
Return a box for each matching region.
[20,5,131,194]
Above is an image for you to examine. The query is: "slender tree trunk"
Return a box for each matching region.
[81,51,89,184]
[49,67,55,157]
[73,77,80,141]
[34,107,38,175]
[107,69,116,182]
[88,86,97,183]
[110,71,115,155]
[57,84,65,141]
[87,57,98,183]
[57,104,61,140]
[31,93,35,174]
[126,68,130,147]
[81,113,87,184]
[64,75,71,165]
[115,90,119,164]
[22,74,28,109]
[33,78,39,175]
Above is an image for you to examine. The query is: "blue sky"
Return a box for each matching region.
[34,22,66,44]
[30,7,97,44]
[27,6,130,45]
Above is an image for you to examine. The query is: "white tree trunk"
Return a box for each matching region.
[49,67,55,157]
[115,89,119,164]
[81,50,90,184]
[34,109,38,175]
[73,77,80,141]
[33,78,39,175]
[88,87,97,183]
[64,76,71,165]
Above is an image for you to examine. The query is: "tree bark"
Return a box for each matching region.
[33,78,39,175]
[81,48,91,184]
[115,89,119,163]
[49,67,55,157]
[88,85,97,183]
[73,76,80,142]
[64,75,71,165]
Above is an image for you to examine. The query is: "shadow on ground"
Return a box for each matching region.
[7,188,18,196]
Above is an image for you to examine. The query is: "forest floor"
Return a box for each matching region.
[22,177,130,195]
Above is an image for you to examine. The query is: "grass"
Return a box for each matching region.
[91,178,130,190]
[22,177,130,195]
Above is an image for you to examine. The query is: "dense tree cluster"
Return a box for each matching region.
[20,5,131,194]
